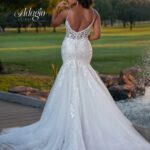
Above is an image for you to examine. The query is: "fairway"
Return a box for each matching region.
[0,25,150,76]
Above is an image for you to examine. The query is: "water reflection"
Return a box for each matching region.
[116,87,150,128]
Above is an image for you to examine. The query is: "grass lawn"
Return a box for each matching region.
[0,24,150,91]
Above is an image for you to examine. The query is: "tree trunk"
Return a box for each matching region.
[17,22,21,33]
[53,27,56,32]
[17,27,21,33]
[133,22,136,27]
[104,21,107,27]
[110,19,114,27]
[130,21,133,31]
[0,60,4,73]
[35,22,39,33]
[2,27,5,32]
[1,25,6,32]
[123,21,126,28]
[44,26,46,31]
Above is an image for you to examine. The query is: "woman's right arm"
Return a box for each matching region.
[51,1,69,27]
[88,10,101,41]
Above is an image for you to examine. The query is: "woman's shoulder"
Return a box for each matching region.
[92,8,100,15]
[59,8,70,19]
[92,8,100,19]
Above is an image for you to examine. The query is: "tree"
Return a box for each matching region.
[94,0,150,29]
[0,5,11,32]
[116,0,150,29]
[94,0,114,26]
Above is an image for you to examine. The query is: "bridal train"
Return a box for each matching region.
[0,8,150,150]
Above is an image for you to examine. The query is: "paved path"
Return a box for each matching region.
[0,100,42,130]
[0,100,150,143]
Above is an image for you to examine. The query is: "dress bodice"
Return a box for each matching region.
[61,8,97,64]
[65,8,96,40]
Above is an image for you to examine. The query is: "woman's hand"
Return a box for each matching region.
[51,1,69,27]
[56,1,69,13]
[56,1,69,8]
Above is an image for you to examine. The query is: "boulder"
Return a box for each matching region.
[99,67,146,101]
[8,86,49,101]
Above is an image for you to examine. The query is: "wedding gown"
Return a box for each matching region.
[0,8,150,150]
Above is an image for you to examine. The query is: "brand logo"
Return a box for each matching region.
[14,8,46,22]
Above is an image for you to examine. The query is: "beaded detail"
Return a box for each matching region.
[65,20,92,40]
[65,8,96,40]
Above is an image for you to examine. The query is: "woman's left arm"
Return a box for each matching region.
[51,1,69,27]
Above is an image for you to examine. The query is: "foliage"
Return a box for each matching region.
[94,0,150,29]
[0,73,52,92]
[0,0,150,31]
[0,63,59,92]
[49,63,59,86]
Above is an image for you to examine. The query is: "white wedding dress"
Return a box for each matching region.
[0,8,150,150]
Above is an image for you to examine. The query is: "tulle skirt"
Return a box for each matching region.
[0,59,150,150]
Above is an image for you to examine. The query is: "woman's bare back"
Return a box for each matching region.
[52,1,101,41]
[66,6,95,32]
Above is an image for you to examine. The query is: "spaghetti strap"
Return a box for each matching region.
[66,7,71,20]
[94,9,100,17]
[91,8,98,25]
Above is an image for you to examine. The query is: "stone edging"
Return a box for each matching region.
[0,91,45,109]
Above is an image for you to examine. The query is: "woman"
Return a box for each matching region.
[0,0,150,149]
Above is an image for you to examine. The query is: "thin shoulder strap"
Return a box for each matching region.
[91,8,97,25]
[95,9,100,18]
[66,7,71,20]
[91,8,96,24]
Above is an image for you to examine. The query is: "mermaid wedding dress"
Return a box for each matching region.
[0,8,150,150]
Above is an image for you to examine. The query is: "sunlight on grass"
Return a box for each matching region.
[0,26,150,75]
[0,64,59,92]
[0,74,51,92]
[0,24,150,91]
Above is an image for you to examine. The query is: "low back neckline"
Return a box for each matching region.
[65,8,96,33]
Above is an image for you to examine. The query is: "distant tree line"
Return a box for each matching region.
[94,0,150,30]
[0,0,150,32]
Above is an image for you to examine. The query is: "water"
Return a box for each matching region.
[116,87,150,128]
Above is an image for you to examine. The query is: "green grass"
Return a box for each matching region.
[0,25,150,91]
[0,73,51,92]
[0,26,150,75]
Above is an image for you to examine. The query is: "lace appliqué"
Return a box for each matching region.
[69,77,77,119]
[65,20,91,40]
[70,103,75,118]
[69,65,80,119]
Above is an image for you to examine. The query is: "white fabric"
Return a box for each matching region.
[0,9,150,150]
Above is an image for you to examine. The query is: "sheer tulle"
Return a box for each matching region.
[0,8,150,150]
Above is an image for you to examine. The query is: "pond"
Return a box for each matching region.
[117,87,150,128]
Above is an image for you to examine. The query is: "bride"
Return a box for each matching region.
[0,0,150,149]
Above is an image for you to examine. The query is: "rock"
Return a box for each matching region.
[109,86,129,101]
[99,67,146,101]
[145,77,150,86]
[8,86,49,101]
[119,67,145,97]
